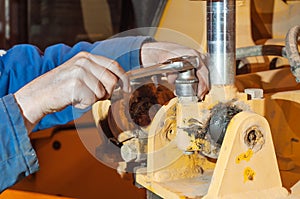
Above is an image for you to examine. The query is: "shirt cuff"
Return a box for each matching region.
[3,94,39,175]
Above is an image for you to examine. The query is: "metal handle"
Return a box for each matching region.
[126,55,199,81]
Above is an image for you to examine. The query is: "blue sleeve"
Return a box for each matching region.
[0,94,39,193]
[0,36,154,131]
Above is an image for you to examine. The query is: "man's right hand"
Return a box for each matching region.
[14,52,130,133]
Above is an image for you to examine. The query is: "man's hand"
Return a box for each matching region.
[14,52,129,132]
[141,41,209,99]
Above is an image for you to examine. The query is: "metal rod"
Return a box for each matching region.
[207,0,236,85]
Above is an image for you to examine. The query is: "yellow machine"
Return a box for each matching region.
[93,0,300,198]
[93,62,299,198]
[6,1,300,198]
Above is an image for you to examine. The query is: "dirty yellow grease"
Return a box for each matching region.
[236,149,253,164]
[244,167,256,182]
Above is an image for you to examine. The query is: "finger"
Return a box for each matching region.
[197,76,208,99]
[76,67,108,99]
[73,85,97,109]
[75,56,120,96]
[196,67,210,99]
[198,53,208,69]
[87,53,130,93]
[166,73,178,84]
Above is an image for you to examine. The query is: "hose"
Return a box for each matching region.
[236,24,300,75]
[236,45,285,60]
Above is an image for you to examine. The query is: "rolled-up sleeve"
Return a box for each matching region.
[0,94,39,193]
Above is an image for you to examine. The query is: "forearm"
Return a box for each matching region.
[0,36,154,131]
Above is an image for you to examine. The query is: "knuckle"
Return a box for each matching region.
[74,58,88,68]
[70,78,83,88]
[74,52,91,66]
[71,65,86,76]
[110,60,121,69]
[76,51,90,59]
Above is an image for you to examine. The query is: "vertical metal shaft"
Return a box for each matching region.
[207,0,236,85]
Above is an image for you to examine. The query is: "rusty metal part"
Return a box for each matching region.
[244,126,265,152]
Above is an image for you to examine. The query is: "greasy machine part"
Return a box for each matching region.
[105,82,175,146]
[183,101,245,158]
[128,83,175,127]
[207,102,242,146]
[103,55,198,147]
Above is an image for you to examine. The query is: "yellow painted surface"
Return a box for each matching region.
[0,189,75,199]
[236,149,254,164]
[156,0,300,48]
[205,112,288,198]
[155,0,254,50]
[90,68,300,198]
[80,0,112,40]
[243,167,256,183]
[155,0,207,50]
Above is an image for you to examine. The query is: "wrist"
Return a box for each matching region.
[14,92,44,133]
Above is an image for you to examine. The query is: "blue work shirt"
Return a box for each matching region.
[0,36,153,192]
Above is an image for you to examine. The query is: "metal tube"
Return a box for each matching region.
[207,0,236,85]
[175,69,199,97]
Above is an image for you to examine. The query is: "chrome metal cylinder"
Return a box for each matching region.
[175,69,199,97]
[207,0,236,85]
